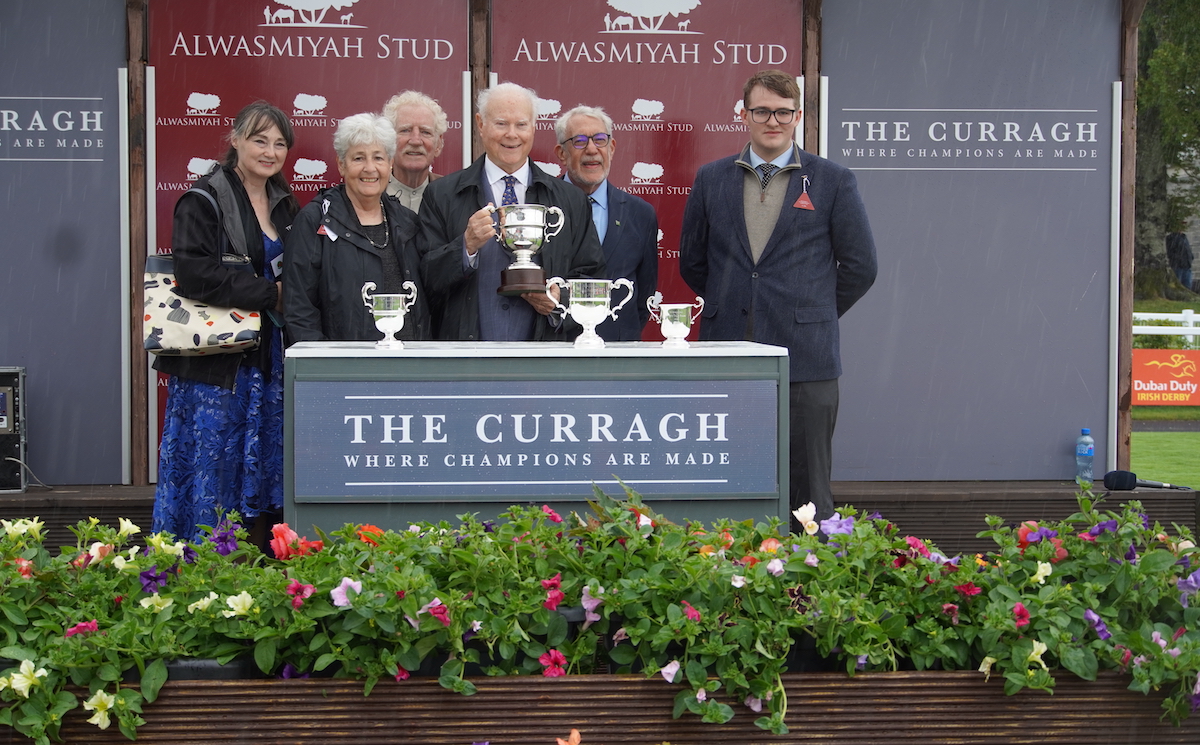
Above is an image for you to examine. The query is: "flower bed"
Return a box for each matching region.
[1,487,1199,743]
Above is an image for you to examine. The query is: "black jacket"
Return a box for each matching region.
[153,167,297,388]
[283,186,430,344]
[417,156,606,341]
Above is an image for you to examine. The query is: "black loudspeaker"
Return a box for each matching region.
[0,367,26,493]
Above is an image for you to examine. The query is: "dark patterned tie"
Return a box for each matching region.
[502,175,519,206]
[757,163,779,189]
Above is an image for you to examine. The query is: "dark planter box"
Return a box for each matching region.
[8,671,1198,744]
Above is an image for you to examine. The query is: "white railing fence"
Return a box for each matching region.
[1132,309,1199,348]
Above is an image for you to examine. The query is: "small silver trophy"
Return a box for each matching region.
[496,203,565,296]
[361,281,417,349]
[647,292,704,348]
[546,277,634,348]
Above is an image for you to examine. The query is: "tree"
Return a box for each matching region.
[1136,0,1200,299]
[275,0,361,26]
[607,0,701,32]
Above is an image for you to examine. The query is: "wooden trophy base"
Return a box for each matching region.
[497,266,547,296]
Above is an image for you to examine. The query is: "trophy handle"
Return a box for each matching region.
[690,296,705,324]
[401,281,418,312]
[543,206,565,240]
[546,276,568,312]
[610,278,635,319]
[362,282,377,309]
[647,291,663,324]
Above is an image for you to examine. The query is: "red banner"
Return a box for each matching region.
[147,0,470,462]
[1132,349,1200,405]
[492,0,804,339]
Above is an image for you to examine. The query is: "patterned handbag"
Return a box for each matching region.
[143,189,262,356]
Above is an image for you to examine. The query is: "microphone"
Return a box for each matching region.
[1102,470,1191,491]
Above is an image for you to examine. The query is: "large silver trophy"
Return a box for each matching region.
[546,277,634,348]
[361,281,417,349]
[647,292,704,348]
[496,203,564,296]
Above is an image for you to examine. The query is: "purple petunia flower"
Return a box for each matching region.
[1178,569,1200,608]
[1089,520,1118,536]
[139,565,169,594]
[1139,512,1151,530]
[279,663,309,679]
[866,511,883,520]
[181,545,198,564]
[211,521,240,556]
[1027,526,1058,543]
[820,513,855,536]
[481,520,496,533]
[856,654,868,670]
[1125,544,1139,564]
[1083,609,1112,640]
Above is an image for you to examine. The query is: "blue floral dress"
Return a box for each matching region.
[152,235,285,541]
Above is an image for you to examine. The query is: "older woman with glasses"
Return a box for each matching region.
[284,112,430,344]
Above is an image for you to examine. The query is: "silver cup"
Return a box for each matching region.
[547,277,634,348]
[497,203,565,295]
[362,281,417,349]
[647,292,704,348]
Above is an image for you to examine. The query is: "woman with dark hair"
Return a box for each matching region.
[152,101,300,542]
[284,112,429,342]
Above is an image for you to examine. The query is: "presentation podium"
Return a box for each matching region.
[284,341,788,534]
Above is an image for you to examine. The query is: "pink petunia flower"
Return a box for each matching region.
[541,505,563,523]
[287,579,315,610]
[1013,602,1030,628]
[681,600,701,622]
[660,660,681,683]
[612,627,629,643]
[330,577,362,608]
[766,558,785,577]
[744,695,763,713]
[541,573,562,591]
[954,582,982,598]
[65,619,99,637]
[543,589,566,611]
[539,648,567,677]
[394,666,410,681]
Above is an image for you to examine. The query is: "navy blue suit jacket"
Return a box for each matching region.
[679,144,877,382]
[594,182,659,341]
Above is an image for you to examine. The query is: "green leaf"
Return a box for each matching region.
[96,663,120,682]
[609,644,638,665]
[1138,549,1178,574]
[0,645,33,662]
[1059,646,1098,681]
[254,639,278,674]
[313,653,337,672]
[140,659,168,704]
[685,659,707,688]
[672,689,689,719]
[0,605,27,626]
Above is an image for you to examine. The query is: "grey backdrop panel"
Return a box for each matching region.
[824,0,1119,480]
[0,0,126,483]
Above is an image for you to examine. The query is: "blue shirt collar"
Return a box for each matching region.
[747,146,795,170]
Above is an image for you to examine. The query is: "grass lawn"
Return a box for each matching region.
[1130,431,1200,491]
[1133,298,1200,313]
[1133,406,1200,420]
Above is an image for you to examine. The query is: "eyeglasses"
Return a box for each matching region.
[748,108,797,124]
[563,133,611,149]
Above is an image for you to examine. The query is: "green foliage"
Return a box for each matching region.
[2,488,1199,742]
[1131,431,1200,487]
[1142,0,1200,218]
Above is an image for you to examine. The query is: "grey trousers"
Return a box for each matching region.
[789,378,839,529]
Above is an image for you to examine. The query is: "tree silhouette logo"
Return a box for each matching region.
[602,0,702,34]
[260,0,365,28]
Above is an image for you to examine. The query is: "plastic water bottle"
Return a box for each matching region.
[1075,428,1094,485]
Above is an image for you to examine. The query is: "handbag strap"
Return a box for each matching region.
[184,187,236,257]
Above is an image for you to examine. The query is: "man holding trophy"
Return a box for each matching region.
[418,83,606,341]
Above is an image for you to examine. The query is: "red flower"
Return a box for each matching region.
[544,589,566,611]
[953,582,982,598]
[541,505,563,523]
[539,649,567,677]
[394,666,410,681]
[541,573,562,591]
[905,536,931,558]
[1013,602,1030,628]
[65,619,99,637]
[428,603,451,627]
[113,595,124,605]
[681,600,701,622]
[1016,522,1039,550]
[1078,532,1097,542]
[395,590,406,600]
[14,557,34,578]
[356,524,384,546]
[270,524,324,560]
[941,603,960,625]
